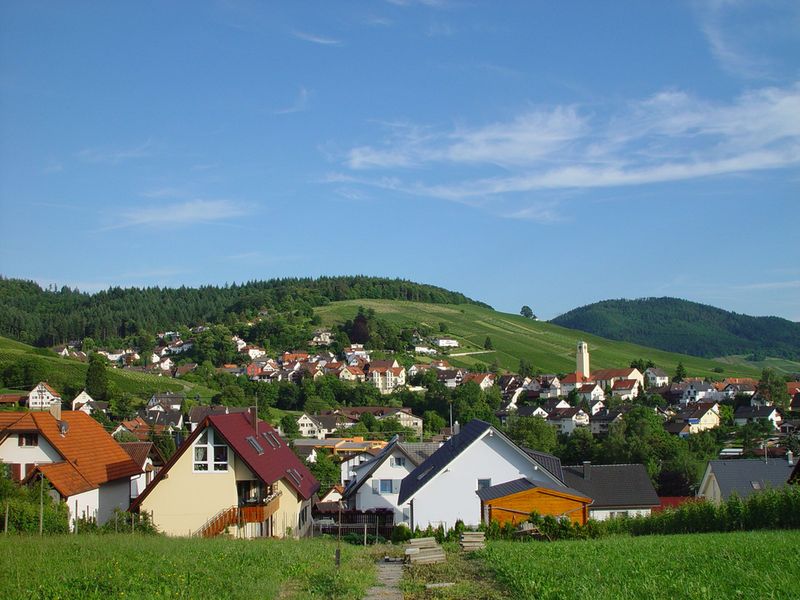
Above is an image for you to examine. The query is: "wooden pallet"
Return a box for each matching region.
[405,537,446,565]
[459,531,486,551]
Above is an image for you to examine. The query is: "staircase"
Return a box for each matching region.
[193,492,281,538]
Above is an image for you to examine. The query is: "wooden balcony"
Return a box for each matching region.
[194,492,281,538]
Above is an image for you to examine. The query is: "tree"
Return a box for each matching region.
[520,306,534,319]
[506,416,557,453]
[756,368,790,409]
[518,359,533,378]
[423,410,446,434]
[214,385,246,406]
[85,353,109,400]
[483,336,493,350]
[673,362,687,383]
[307,450,339,490]
[280,414,300,439]
[438,322,449,333]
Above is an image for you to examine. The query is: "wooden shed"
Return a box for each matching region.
[476,478,592,526]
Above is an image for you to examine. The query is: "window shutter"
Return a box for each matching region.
[392,480,400,494]
[10,463,20,482]
[372,479,380,495]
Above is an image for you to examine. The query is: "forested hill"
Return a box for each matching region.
[551,297,800,361]
[0,276,490,347]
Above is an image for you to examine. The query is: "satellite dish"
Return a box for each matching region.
[58,420,70,436]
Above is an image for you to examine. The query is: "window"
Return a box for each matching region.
[18,433,38,447]
[380,479,393,494]
[391,457,406,468]
[193,429,228,472]
[477,478,492,490]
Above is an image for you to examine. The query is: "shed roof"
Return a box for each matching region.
[562,463,659,509]
[475,477,590,502]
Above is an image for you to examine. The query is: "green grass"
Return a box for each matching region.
[715,354,800,376]
[0,534,375,599]
[315,300,761,378]
[482,530,800,599]
[0,336,218,401]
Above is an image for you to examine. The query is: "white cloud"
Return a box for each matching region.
[77,139,154,164]
[274,87,309,115]
[110,199,249,229]
[336,82,800,210]
[291,30,342,45]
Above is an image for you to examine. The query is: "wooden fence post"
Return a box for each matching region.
[38,476,44,536]
[363,521,367,546]
[4,502,8,534]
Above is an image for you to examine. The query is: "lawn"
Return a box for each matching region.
[315,300,761,378]
[481,530,800,599]
[0,534,375,599]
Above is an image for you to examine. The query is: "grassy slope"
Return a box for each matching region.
[484,530,800,599]
[0,535,374,599]
[714,354,800,376]
[315,300,761,378]
[0,336,218,401]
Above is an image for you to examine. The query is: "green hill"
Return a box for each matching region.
[0,336,217,401]
[551,298,800,371]
[314,300,762,378]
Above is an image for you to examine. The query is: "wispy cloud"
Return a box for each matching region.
[77,139,154,164]
[106,199,249,230]
[274,87,310,115]
[333,82,800,216]
[291,30,342,45]
[735,279,800,291]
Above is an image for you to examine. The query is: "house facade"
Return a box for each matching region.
[27,382,62,411]
[133,411,319,538]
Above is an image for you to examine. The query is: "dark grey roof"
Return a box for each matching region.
[138,408,182,428]
[399,442,440,465]
[517,405,546,418]
[591,409,624,423]
[706,459,794,501]
[522,448,564,483]
[734,406,779,419]
[475,477,590,502]
[399,419,493,504]
[343,436,409,499]
[562,463,659,509]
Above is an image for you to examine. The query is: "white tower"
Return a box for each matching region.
[576,341,590,379]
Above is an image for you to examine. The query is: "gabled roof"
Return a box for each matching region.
[132,412,319,510]
[398,419,563,505]
[612,379,638,391]
[119,441,165,469]
[1,411,141,497]
[734,405,780,419]
[704,459,794,501]
[522,448,565,483]
[475,477,590,503]
[343,436,419,499]
[398,442,441,464]
[562,463,659,509]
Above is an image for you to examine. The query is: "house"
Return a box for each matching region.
[724,382,756,399]
[297,413,325,439]
[560,372,593,395]
[310,329,333,347]
[338,365,366,383]
[147,392,185,412]
[462,373,496,391]
[577,383,605,404]
[733,406,783,430]
[70,390,94,411]
[327,407,423,437]
[343,345,370,363]
[342,436,420,525]
[398,419,577,530]
[70,390,108,416]
[120,441,165,499]
[547,408,589,435]
[433,338,459,348]
[697,456,795,503]
[437,369,464,389]
[588,408,623,434]
[680,381,715,405]
[339,449,384,485]
[132,410,319,538]
[0,407,141,528]
[562,462,660,520]
[592,368,644,391]
[26,382,62,411]
[611,379,640,401]
[587,399,606,416]
[414,346,436,356]
[365,360,406,394]
[645,367,670,388]
[318,484,344,503]
[673,402,720,434]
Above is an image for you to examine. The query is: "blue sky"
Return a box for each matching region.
[1,1,798,320]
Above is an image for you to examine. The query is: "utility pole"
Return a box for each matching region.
[39,475,44,536]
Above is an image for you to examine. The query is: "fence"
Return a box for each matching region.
[311,509,395,540]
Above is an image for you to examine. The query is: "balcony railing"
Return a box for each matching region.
[193,492,281,538]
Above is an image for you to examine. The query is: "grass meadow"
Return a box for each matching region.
[0,534,374,599]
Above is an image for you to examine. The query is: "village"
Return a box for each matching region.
[2,336,799,542]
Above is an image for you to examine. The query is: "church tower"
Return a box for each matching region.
[576,341,590,379]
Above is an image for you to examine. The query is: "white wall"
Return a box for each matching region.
[0,433,62,469]
[353,450,415,524]
[97,478,132,524]
[407,433,558,530]
[67,488,100,530]
[590,508,651,521]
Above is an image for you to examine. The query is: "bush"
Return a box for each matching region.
[391,524,413,544]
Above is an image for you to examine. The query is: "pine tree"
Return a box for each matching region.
[85,354,109,400]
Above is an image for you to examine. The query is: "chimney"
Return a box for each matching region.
[583,460,591,480]
[453,421,460,436]
[49,402,62,421]
[788,451,795,467]
[250,406,258,434]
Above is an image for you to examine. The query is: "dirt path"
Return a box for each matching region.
[448,350,495,357]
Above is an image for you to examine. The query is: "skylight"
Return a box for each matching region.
[246,435,264,455]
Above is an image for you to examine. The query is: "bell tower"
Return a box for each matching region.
[576,341,590,379]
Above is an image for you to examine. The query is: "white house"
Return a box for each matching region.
[296,413,325,439]
[681,381,715,405]
[547,408,590,435]
[414,346,437,356]
[27,382,62,411]
[433,338,459,348]
[398,420,571,530]
[0,407,141,529]
[119,441,162,499]
[70,390,95,411]
[577,383,605,404]
[733,406,782,430]
[645,368,670,388]
[611,379,640,401]
[342,437,419,525]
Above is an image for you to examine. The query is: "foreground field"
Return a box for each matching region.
[0,535,374,599]
[316,300,760,378]
[482,530,800,600]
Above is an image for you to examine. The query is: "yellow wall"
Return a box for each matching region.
[486,489,590,526]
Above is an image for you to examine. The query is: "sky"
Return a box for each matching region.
[1,1,799,321]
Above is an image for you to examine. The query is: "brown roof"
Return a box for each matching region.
[119,441,159,469]
[0,411,141,497]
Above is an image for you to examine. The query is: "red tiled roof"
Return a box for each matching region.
[119,441,157,469]
[1,411,141,498]
[612,379,637,390]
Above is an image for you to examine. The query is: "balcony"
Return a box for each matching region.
[194,492,281,538]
